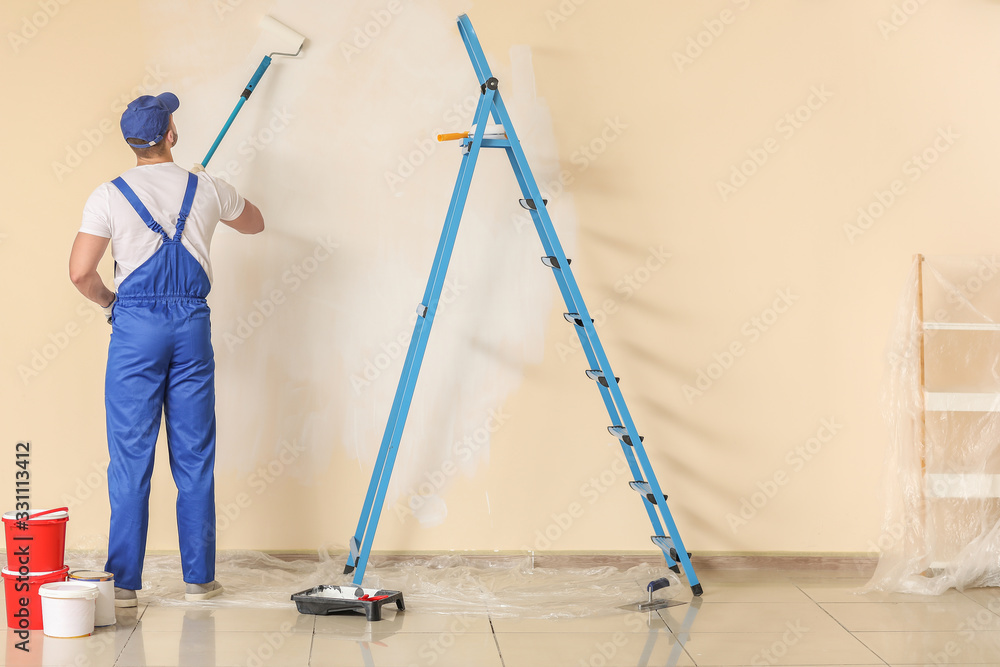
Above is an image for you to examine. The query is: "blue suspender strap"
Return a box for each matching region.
[110,177,170,242]
[173,172,199,242]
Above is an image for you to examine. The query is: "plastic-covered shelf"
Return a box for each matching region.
[923,322,1000,331]
[925,473,1000,499]
[923,392,1000,412]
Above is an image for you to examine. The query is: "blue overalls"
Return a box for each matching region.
[105,172,216,590]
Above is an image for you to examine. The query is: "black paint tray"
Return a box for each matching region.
[291,585,404,622]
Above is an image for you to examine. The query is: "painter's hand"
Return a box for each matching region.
[191,163,206,174]
[102,294,116,324]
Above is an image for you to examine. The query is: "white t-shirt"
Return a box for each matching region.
[79,162,245,288]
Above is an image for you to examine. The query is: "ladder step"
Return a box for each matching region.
[563,312,594,327]
[649,535,701,576]
[541,256,572,269]
[608,425,644,446]
[651,535,674,551]
[629,480,666,505]
[585,369,619,387]
[652,536,692,575]
[519,198,548,210]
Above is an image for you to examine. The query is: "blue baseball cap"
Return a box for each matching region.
[120,92,179,147]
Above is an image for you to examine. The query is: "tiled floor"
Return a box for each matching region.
[5,568,1000,666]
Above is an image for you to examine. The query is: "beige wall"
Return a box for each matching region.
[3,0,1000,558]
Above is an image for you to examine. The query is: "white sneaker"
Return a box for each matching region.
[114,587,138,608]
[185,580,223,601]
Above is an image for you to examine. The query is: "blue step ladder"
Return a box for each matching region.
[343,13,702,598]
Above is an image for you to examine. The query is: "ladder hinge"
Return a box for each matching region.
[651,535,674,551]
[541,256,572,269]
[480,77,499,94]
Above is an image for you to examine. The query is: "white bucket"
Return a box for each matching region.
[38,582,98,638]
[68,570,115,627]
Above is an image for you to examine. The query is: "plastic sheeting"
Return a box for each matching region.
[866,255,1000,594]
[60,550,679,617]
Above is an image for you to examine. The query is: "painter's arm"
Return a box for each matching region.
[221,199,265,235]
[69,232,114,306]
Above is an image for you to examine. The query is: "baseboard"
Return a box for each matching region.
[260,550,879,573]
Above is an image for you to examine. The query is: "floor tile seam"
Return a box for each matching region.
[113,608,148,667]
[794,581,834,606]
[852,628,1000,634]
[659,617,862,634]
[488,630,675,635]
[846,631,894,667]
[822,600,1000,607]
[671,627,699,666]
[307,621,317,667]
[690,599,835,606]
[684,628,892,667]
[844,625,1000,632]
[681,629,897,635]
[124,628,338,635]
[313,630,498,637]
[489,615,506,667]
[138,627,316,633]
[812,590,858,637]
[955,591,1000,619]
[664,624,844,635]
[655,606,681,636]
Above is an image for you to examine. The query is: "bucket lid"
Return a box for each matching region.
[38,582,99,599]
[2,565,69,578]
[2,508,68,521]
[0,565,69,577]
[68,570,113,582]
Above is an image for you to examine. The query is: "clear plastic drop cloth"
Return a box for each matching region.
[865,254,1000,594]
[61,549,679,617]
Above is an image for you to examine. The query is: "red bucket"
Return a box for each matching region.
[2,508,68,573]
[2,566,69,630]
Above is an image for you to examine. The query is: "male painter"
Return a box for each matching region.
[69,93,264,606]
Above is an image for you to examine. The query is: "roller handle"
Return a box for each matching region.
[437,127,507,143]
[202,55,273,167]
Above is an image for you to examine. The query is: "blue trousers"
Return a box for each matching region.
[105,296,217,589]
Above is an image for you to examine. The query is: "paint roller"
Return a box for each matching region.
[197,16,306,169]
[437,123,507,142]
